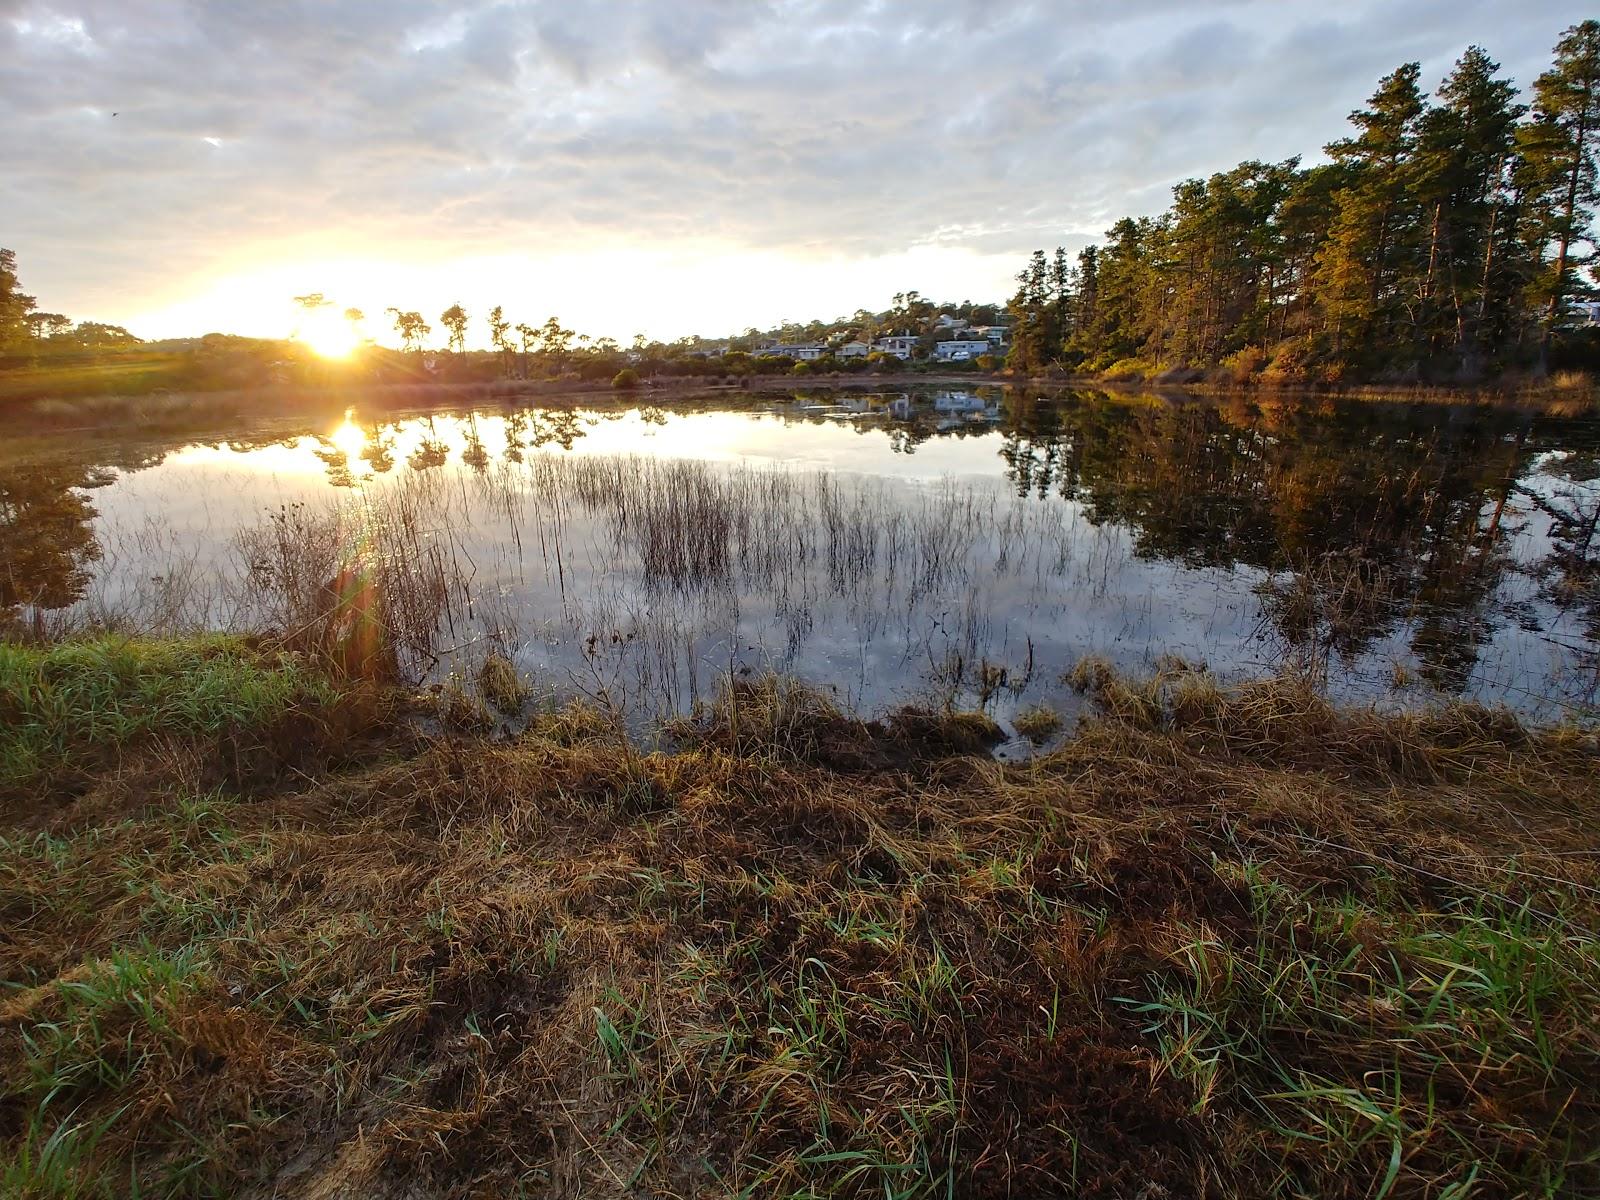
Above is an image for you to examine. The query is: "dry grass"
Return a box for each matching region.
[2,653,1598,1198]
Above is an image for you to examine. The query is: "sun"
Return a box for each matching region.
[297,309,360,359]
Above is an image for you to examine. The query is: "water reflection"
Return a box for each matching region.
[2,387,1596,720]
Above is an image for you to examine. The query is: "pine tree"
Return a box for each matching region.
[1518,21,1600,346]
[1,248,39,354]
[1412,48,1523,370]
[1314,63,1428,368]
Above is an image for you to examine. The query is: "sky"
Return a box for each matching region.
[3,0,1596,347]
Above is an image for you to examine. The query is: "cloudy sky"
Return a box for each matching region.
[2,1,1594,345]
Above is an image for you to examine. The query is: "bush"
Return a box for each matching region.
[791,361,812,375]
[1261,337,1316,382]
[1102,358,1153,382]
[1217,345,1268,384]
[611,368,639,390]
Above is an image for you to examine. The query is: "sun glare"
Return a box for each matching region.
[298,309,360,358]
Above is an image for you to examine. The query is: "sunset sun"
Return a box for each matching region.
[296,309,359,358]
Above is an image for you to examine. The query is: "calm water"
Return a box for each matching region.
[5,386,1598,728]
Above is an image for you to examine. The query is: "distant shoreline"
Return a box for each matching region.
[7,368,1596,436]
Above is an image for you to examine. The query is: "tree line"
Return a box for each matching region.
[0,249,139,359]
[1007,23,1600,383]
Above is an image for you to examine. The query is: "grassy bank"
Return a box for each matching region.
[2,641,1598,1197]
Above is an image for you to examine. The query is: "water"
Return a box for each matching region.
[4,385,1598,727]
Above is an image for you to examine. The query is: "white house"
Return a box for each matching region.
[933,339,992,362]
[935,314,971,331]
[875,335,919,359]
[971,325,1010,347]
[764,343,828,360]
[836,340,871,358]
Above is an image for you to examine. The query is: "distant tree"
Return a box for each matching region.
[25,312,69,339]
[0,248,38,352]
[386,308,430,354]
[487,306,514,377]
[515,322,537,378]
[440,303,469,354]
[538,316,574,359]
[70,322,139,351]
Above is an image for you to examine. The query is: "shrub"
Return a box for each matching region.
[1102,358,1153,382]
[611,368,639,390]
[1218,345,1267,383]
[791,361,812,375]
[1262,337,1316,382]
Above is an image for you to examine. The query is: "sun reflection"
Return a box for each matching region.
[330,413,367,460]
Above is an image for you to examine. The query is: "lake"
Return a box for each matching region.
[5,385,1598,731]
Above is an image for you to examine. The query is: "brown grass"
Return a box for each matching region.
[2,663,1598,1198]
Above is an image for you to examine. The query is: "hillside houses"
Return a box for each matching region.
[724,313,1010,364]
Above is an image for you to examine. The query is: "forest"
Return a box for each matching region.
[1007,22,1600,384]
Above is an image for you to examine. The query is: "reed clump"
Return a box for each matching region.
[2,656,1597,1199]
[476,651,528,715]
[1011,702,1063,743]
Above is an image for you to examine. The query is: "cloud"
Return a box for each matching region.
[2,0,1594,337]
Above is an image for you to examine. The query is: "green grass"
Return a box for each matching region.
[1125,869,1600,1195]
[0,635,338,791]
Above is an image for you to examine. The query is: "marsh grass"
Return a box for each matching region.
[1010,702,1062,743]
[0,635,338,797]
[2,651,1596,1197]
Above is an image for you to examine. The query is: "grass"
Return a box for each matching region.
[0,636,340,798]
[1,648,1597,1197]
[1010,702,1063,743]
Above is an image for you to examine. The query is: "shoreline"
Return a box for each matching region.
[3,636,1597,1196]
[8,367,1597,438]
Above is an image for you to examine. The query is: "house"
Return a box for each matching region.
[933,339,992,362]
[1570,302,1600,327]
[836,340,871,358]
[759,343,826,360]
[875,335,919,359]
[935,314,970,331]
[971,325,1010,347]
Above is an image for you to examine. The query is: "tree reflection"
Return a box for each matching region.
[979,389,1587,691]
[0,461,105,624]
